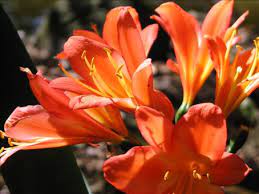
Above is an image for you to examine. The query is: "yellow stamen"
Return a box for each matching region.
[104,48,134,98]
[234,66,242,81]
[58,63,103,96]
[8,138,13,147]
[116,64,125,79]
[163,170,171,181]
[0,131,5,139]
[247,38,259,77]
[192,170,202,180]
[225,29,237,64]
[206,173,211,183]
[0,147,4,154]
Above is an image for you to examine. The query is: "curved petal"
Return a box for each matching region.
[210,152,251,186]
[22,69,124,138]
[135,106,173,151]
[103,6,141,52]
[58,36,128,97]
[118,8,146,76]
[65,91,128,137]
[4,105,123,143]
[151,90,175,121]
[132,58,153,106]
[174,103,227,161]
[1,105,123,165]
[103,146,169,194]
[73,29,105,43]
[202,0,234,37]
[141,24,159,56]
[49,77,91,94]
[153,2,200,74]
[69,95,114,109]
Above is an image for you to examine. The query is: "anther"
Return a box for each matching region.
[116,64,124,79]
[89,57,96,76]
[103,47,111,54]
[206,173,211,183]
[192,170,202,180]
[163,170,170,181]
[81,50,86,59]
[8,138,13,147]
[0,131,5,139]
[0,147,4,154]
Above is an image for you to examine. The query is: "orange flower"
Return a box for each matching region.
[206,34,258,117]
[103,103,251,194]
[151,0,248,119]
[0,69,127,165]
[56,6,174,120]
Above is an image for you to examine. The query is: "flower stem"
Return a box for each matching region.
[227,126,249,153]
[175,103,190,123]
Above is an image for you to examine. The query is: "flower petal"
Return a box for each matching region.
[174,103,227,161]
[58,36,128,97]
[118,8,146,76]
[141,24,159,56]
[103,6,141,52]
[73,29,105,43]
[65,91,128,137]
[135,106,173,151]
[69,95,114,109]
[132,58,153,106]
[49,77,91,94]
[202,0,234,37]
[153,2,200,74]
[103,146,169,194]
[5,105,123,143]
[210,152,251,186]
[151,90,174,121]
[22,69,125,139]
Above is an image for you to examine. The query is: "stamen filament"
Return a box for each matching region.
[58,63,103,96]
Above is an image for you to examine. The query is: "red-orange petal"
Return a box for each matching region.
[210,152,251,186]
[150,90,175,121]
[202,0,234,37]
[103,6,141,52]
[49,77,91,94]
[118,8,146,76]
[73,29,105,43]
[5,105,122,143]
[174,103,227,161]
[59,36,128,97]
[132,58,153,106]
[69,95,114,109]
[141,24,159,56]
[103,146,169,194]
[22,69,124,138]
[135,106,173,151]
[153,2,200,73]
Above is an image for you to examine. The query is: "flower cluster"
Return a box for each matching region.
[1,0,258,193]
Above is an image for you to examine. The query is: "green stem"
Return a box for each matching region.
[227,126,249,153]
[175,103,190,123]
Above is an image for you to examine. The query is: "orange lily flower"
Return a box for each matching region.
[151,0,248,120]
[206,34,259,117]
[56,6,174,120]
[103,103,251,194]
[0,69,127,165]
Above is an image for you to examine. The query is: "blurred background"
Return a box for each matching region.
[0,0,258,193]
